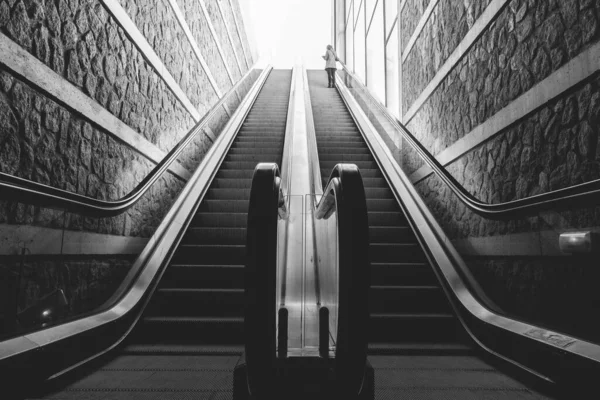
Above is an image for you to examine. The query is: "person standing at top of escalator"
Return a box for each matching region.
[322,45,338,88]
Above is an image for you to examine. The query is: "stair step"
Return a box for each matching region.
[369,313,459,343]
[191,213,247,228]
[370,263,437,286]
[319,153,374,162]
[210,178,252,189]
[369,226,415,243]
[198,200,249,213]
[369,286,449,313]
[147,288,244,317]
[172,244,245,265]
[366,199,401,212]
[368,212,407,226]
[135,316,244,344]
[205,188,251,200]
[225,154,282,163]
[228,147,282,155]
[182,227,247,244]
[161,264,244,288]
[220,161,281,171]
[370,243,426,263]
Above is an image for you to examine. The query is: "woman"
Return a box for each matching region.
[322,45,338,88]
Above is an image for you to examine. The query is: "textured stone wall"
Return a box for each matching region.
[0,0,256,335]
[205,0,241,80]
[406,0,599,158]
[402,0,492,112]
[118,0,220,116]
[396,0,600,339]
[230,0,253,66]
[400,0,431,54]
[176,0,233,91]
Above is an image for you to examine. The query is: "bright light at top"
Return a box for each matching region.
[240,0,332,68]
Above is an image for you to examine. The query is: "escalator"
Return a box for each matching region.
[22,69,292,399]
[307,70,554,399]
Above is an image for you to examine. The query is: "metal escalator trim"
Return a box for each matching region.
[0,66,274,378]
[0,63,263,218]
[334,73,600,381]
[336,63,600,218]
[302,66,323,198]
[315,164,370,396]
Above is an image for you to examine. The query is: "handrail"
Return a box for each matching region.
[315,163,369,397]
[335,68,600,390]
[0,64,261,218]
[244,163,281,397]
[337,62,600,219]
[0,66,274,393]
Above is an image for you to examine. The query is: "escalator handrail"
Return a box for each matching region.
[335,69,600,387]
[315,163,369,396]
[337,62,600,218]
[0,66,274,388]
[244,163,281,397]
[0,63,260,217]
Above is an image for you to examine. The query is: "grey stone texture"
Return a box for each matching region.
[205,0,242,80]
[117,0,220,116]
[219,0,248,70]
[0,0,196,155]
[230,0,253,66]
[400,0,431,54]
[0,255,133,335]
[405,0,600,158]
[0,68,184,238]
[175,0,234,92]
[402,0,492,112]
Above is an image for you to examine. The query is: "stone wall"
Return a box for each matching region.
[402,0,492,112]
[400,0,431,54]
[398,0,600,339]
[0,0,256,333]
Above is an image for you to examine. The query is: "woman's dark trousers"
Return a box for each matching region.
[326,68,336,87]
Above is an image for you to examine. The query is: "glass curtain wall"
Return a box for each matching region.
[341,0,400,116]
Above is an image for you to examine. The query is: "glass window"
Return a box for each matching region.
[346,0,354,27]
[384,0,398,37]
[385,23,399,116]
[366,2,385,102]
[354,1,366,82]
[366,0,377,24]
[346,4,354,72]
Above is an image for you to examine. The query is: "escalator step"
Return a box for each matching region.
[182,227,247,245]
[197,199,249,212]
[160,265,244,289]
[172,244,245,265]
[369,313,459,343]
[370,262,435,286]
[369,286,449,313]
[136,317,243,344]
[369,243,426,263]
[147,288,244,317]
[191,212,248,228]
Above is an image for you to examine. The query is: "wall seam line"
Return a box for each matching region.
[101,0,201,123]
[216,0,245,77]
[0,33,192,181]
[226,0,251,69]
[402,0,509,124]
[166,0,224,99]
[199,0,235,85]
[400,0,440,63]
[409,39,600,184]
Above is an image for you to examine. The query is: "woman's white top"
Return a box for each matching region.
[324,49,337,69]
